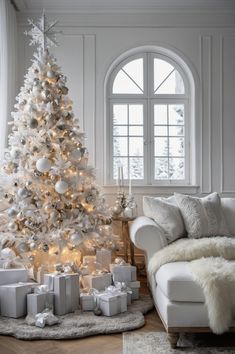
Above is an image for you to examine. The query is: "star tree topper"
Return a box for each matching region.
[24,10,60,51]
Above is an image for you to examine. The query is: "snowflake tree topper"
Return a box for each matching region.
[25,10,60,51]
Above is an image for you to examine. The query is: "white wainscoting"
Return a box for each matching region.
[15,12,235,214]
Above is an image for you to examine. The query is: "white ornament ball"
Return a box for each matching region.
[10,147,21,159]
[8,221,18,231]
[70,231,83,246]
[30,242,37,251]
[47,70,55,78]
[55,180,68,194]
[36,158,51,173]
[8,207,18,217]
[71,148,82,160]
[17,188,28,199]
[0,247,16,260]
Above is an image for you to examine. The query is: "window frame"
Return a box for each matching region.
[106,51,191,186]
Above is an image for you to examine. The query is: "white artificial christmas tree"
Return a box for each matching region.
[0,12,118,272]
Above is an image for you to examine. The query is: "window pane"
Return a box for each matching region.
[169,126,184,136]
[154,105,167,124]
[155,158,168,180]
[122,58,143,91]
[154,58,184,94]
[129,126,143,136]
[154,137,168,156]
[169,105,184,125]
[154,126,167,136]
[130,157,144,179]
[169,137,184,157]
[113,158,128,179]
[129,104,143,125]
[113,126,128,136]
[169,158,185,180]
[113,58,144,94]
[113,137,128,156]
[113,105,128,125]
[129,137,143,156]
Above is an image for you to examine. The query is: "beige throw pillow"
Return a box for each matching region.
[143,196,185,243]
[174,192,230,239]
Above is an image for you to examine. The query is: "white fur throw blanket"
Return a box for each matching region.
[148,237,235,334]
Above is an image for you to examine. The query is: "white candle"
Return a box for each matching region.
[120,166,124,187]
[116,167,120,186]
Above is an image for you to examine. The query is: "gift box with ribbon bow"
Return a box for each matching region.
[27,284,54,316]
[95,285,127,316]
[44,273,80,315]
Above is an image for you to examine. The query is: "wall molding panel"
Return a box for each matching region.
[200,35,212,194]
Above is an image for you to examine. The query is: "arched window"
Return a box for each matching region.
[106,51,193,186]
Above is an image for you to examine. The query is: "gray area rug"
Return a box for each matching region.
[123,332,235,354]
[0,294,153,340]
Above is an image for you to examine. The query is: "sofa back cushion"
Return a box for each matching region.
[175,192,230,239]
[143,196,185,243]
[221,198,235,236]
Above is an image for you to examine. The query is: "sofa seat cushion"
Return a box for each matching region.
[155,261,205,302]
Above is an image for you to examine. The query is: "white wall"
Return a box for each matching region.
[16,11,235,213]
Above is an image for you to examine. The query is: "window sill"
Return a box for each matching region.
[102,184,200,195]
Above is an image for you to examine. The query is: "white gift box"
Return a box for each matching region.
[27,292,54,316]
[0,282,35,318]
[82,273,112,291]
[110,264,137,282]
[80,293,95,311]
[44,273,80,315]
[96,249,112,271]
[96,291,127,316]
[36,266,48,284]
[0,268,28,286]
[128,281,140,300]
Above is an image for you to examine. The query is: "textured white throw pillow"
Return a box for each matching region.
[174,192,230,239]
[143,196,185,243]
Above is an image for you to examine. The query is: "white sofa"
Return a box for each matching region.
[130,197,235,348]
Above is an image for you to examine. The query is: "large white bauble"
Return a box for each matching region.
[0,247,16,260]
[70,231,83,246]
[55,180,68,194]
[36,157,51,172]
[17,188,28,199]
[10,147,21,159]
[8,206,18,217]
[71,148,82,160]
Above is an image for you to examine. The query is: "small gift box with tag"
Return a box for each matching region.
[27,284,54,316]
[80,292,96,311]
[95,286,127,316]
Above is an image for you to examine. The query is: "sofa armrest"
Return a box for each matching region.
[130,216,167,261]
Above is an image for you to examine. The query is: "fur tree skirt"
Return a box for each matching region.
[0,294,153,340]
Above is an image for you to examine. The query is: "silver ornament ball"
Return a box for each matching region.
[55,180,68,194]
[36,157,51,173]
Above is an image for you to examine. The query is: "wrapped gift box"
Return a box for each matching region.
[82,273,112,291]
[110,264,137,282]
[128,281,140,300]
[80,293,95,311]
[96,291,127,316]
[96,249,112,271]
[0,282,35,318]
[0,268,28,286]
[27,292,54,316]
[44,273,80,315]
